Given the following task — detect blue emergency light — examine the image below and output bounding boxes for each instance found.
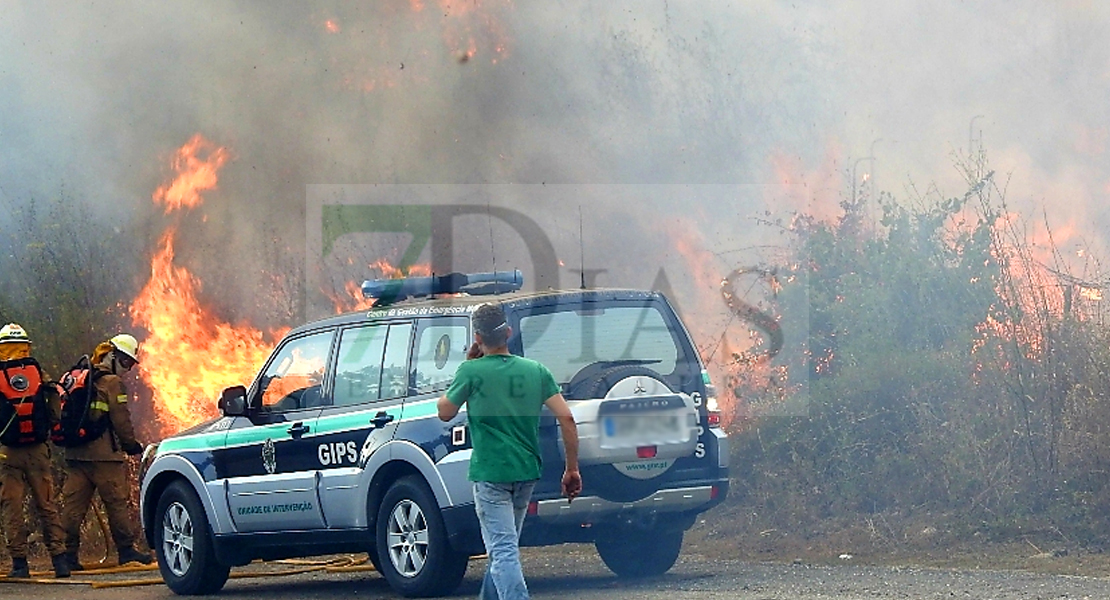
[361,270,524,305]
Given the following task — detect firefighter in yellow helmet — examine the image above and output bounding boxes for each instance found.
[0,323,70,578]
[60,333,152,570]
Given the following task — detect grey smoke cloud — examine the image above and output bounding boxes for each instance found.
[2,0,1109,323]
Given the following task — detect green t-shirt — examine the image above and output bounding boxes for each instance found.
[446,354,561,483]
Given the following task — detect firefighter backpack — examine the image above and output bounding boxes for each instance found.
[51,356,111,448]
[0,357,53,447]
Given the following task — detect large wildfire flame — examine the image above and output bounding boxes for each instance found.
[132,228,282,433]
[134,135,282,437]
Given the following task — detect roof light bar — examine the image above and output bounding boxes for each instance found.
[361,269,524,305]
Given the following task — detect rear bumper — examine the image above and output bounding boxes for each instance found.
[532,482,726,523]
[442,480,729,554]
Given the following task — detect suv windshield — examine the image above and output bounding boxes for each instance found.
[517,303,680,383]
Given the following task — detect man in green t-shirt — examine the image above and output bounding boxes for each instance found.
[439,303,580,600]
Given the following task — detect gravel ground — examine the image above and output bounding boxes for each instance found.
[5,542,1110,600]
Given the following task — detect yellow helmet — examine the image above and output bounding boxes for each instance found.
[109,333,141,363]
[0,323,30,344]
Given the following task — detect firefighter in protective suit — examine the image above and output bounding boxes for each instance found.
[60,334,152,570]
[0,323,70,578]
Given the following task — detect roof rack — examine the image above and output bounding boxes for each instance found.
[362,270,524,306]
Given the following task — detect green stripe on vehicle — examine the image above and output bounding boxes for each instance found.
[312,407,402,436]
[158,432,230,453]
[156,398,445,455]
[223,423,298,447]
[399,398,439,419]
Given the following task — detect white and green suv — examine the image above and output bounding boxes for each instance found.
[139,271,729,597]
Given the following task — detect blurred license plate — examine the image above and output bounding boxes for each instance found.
[601,412,686,447]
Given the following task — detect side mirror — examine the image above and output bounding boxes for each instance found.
[219,385,248,417]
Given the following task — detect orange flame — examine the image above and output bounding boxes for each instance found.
[132,228,285,436]
[151,134,230,214]
[330,280,377,314]
[372,258,431,279]
[327,260,434,313]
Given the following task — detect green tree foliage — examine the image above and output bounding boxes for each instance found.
[0,195,138,375]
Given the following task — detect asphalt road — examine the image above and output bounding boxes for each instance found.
[4,544,1110,600]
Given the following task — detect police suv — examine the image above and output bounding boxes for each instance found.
[139,271,729,597]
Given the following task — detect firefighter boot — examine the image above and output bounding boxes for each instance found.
[118,546,153,565]
[63,552,84,572]
[7,557,30,578]
[51,554,71,578]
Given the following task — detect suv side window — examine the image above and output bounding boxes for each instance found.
[412,318,469,394]
[334,325,388,406]
[332,322,413,406]
[382,323,413,400]
[258,330,333,412]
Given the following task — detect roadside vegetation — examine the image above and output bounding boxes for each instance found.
[721,151,1110,562]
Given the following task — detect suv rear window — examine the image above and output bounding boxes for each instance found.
[517,304,679,383]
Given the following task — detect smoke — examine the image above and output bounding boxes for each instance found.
[3,0,1110,324]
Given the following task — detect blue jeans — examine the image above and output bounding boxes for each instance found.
[473,480,537,600]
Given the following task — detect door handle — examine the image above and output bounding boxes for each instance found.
[287,422,310,438]
[370,411,395,429]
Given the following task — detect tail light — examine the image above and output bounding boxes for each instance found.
[527,501,538,516]
[702,370,722,428]
[705,392,722,428]
[636,445,657,459]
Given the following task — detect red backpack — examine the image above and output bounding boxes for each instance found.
[51,356,111,448]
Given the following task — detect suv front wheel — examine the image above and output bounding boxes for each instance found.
[375,475,469,597]
[155,480,231,595]
[596,527,683,577]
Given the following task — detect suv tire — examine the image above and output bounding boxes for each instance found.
[155,480,230,595]
[375,475,468,597]
[596,527,683,577]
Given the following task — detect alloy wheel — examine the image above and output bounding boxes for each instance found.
[386,499,429,577]
[162,501,194,577]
